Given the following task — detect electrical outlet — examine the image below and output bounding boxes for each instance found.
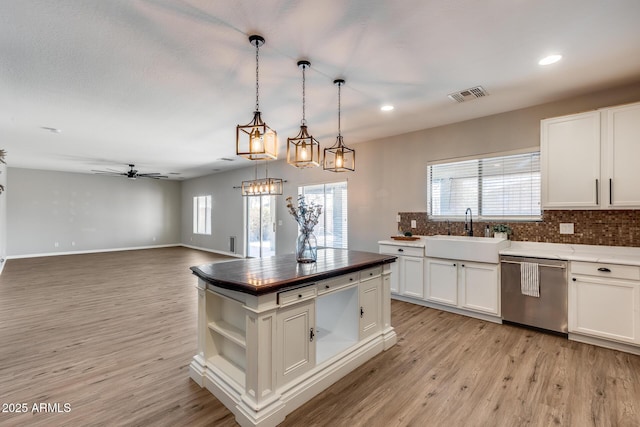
[559,223,574,234]
[396,215,401,222]
[278,220,283,226]
[54,242,59,247]
[71,241,76,246]
[411,220,417,228]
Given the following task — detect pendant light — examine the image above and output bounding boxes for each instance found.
[323,79,355,172]
[241,161,284,196]
[236,35,277,160]
[287,60,320,168]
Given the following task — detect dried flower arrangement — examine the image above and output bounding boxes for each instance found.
[286,195,322,234]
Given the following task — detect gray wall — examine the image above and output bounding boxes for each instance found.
[0,162,6,269]
[182,81,640,255]
[7,168,181,257]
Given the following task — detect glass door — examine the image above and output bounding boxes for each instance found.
[246,195,276,258]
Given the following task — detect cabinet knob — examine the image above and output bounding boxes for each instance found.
[572,278,576,281]
[398,248,404,252]
[325,285,330,289]
[349,277,353,281]
[461,264,465,267]
[298,294,302,298]
[453,263,456,267]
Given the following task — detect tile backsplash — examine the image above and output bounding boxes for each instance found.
[398,210,640,247]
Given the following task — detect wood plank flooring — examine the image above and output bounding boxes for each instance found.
[1,247,639,427]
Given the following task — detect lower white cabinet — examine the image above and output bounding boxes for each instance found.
[276,299,316,387]
[460,262,500,315]
[359,272,382,340]
[569,262,640,345]
[379,244,425,298]
[425,258,458,306]
[426,258,500,316]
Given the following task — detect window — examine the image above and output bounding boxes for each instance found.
[193,195,211,234]
[246,195,276,258]
[299,181,348,249]
[427,151,541,219]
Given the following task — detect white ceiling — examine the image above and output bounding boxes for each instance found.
[2,0,640,179]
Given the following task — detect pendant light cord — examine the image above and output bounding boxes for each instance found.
[337,81,342,137]
[255,40,260,111]
[301,65,306,126]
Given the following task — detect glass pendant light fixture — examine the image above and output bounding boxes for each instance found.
[323,79,355,172]
[236,35,277,160]
[241,161,284,196]
[287,60,320,168]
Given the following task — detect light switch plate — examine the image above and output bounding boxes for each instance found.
[559,223,574,234]
[411,220,417,228]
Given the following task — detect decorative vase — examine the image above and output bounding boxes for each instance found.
[296,231,317,263]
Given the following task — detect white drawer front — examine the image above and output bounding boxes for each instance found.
[360,266,382,281]
[571,261,640,281]
[379,244,424,257]
[278,285,317,307]
[317,273,358,295]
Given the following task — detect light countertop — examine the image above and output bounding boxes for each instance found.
[378,236,640,266]
[500,241,640,266]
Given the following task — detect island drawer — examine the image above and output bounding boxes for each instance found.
[571,261,640,281]
[360,266,382,281]
[379,244,424,257]
[317,273,358,295]
[278,285,317,307]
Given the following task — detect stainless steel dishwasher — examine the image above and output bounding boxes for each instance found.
[500,255,568,334]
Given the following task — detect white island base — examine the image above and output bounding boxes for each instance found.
[189,255,397,427]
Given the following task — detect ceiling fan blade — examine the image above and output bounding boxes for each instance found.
[138,174,169,179]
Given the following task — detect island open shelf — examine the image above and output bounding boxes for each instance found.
[189,249,397,427]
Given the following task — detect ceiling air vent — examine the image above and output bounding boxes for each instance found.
[448,86,488,103]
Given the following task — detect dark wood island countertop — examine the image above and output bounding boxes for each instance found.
[191,248,397,296]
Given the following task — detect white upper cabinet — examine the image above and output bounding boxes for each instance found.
[541,111,601,209]
[541,101,640,210]
[605,102,640,207]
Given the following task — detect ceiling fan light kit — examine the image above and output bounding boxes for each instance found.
[287,60,320,168]
[236,35,278,161]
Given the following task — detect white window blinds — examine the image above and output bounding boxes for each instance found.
[299,181,348,249]
[428,152,541,219]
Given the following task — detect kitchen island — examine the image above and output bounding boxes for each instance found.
[189,249,397,427]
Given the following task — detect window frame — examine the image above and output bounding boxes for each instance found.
[298,180,348,249]
[192,195,212,235]
[427,149,541,221]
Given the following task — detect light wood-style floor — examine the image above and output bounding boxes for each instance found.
[1,247,639,427]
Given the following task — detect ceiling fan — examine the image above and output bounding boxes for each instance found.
[91,164,168,180]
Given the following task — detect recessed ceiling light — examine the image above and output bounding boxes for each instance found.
[538,54,562,66]
[380,105,394,112]
[41,126,61,133]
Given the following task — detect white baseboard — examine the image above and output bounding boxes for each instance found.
[180,244,245,259]
[6,243,181,260]
[2,243,244,267]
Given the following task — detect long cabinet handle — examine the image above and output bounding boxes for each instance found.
[595,179,599,205]
[597,267,611,273]
[609,178,613,205]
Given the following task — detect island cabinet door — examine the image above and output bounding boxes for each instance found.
[276,300,316,388]
[359,275,382,340]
